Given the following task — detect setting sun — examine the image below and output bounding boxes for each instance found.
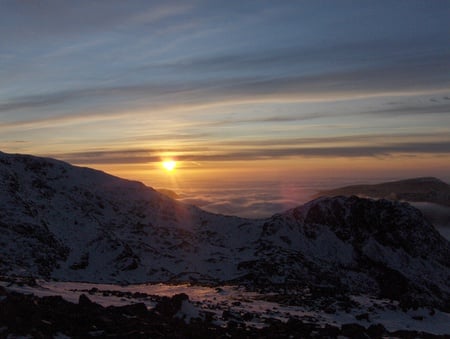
[162,160,176,172]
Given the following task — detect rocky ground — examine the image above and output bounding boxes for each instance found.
[1,280,449,339]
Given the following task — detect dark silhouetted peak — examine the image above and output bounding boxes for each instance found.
[315,177,450,207]
[157,188,180,199]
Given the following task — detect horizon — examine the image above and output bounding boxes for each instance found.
[1,1,449,195]
[2,148,449,220]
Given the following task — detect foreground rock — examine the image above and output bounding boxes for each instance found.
[1,286,447,338]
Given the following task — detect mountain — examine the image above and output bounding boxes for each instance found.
[314,177,450,241]
[0,151,256,284]
[1,151,450,311]
[254,196,450,310]
[315,177,450,207]
[157,188,180,199]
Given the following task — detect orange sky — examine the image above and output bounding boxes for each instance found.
[89,154,450,191]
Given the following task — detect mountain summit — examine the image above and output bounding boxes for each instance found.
[315,177,450,207]
[1,151,449,310]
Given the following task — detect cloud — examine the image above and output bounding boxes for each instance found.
[1,4,448,123]
[2,59,449,118]
[216,132,450,147]
[0,83,182,114]
[156,36,447,73]
[0,89,93,113]
[1,1,448,119]
[0,111,124,130]
[364,101,450,116]
[176,185,311,218]
[0,1,191,40]
[203,142,450,160]
[54,137,450,165]
[129,3,193,25]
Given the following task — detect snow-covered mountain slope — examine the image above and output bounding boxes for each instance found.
[1,151,450,310]
[251,196,450,310]
[0,151,259,283]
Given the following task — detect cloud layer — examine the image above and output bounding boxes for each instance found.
[53,131,450,165]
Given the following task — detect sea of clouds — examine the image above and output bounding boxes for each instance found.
[164,180,450,241]
[177,181,315,219]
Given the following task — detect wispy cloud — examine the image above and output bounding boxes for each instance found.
[55,136,450,165]
[2,63,449,117]
[364,101,450,116]
[0,1,191,39]
[0,111,124,130]
[129,3,193,25]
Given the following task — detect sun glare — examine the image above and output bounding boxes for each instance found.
[162,160,176,171]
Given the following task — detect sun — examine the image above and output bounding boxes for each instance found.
[162,160,176,171]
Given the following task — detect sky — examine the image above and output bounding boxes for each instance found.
[1,0,450,216]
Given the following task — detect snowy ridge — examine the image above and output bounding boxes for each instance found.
[252,196,450,310]
[0,151,257,283]
[1,151,450,311]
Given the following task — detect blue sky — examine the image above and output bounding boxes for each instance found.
[1,0,449,186]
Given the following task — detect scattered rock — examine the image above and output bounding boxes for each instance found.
[153,293,189,317]
[367,323,387,338]
[355,312,370,321]
[412,315,424,321]
[0,288,447,338]
[341,323,367,337]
